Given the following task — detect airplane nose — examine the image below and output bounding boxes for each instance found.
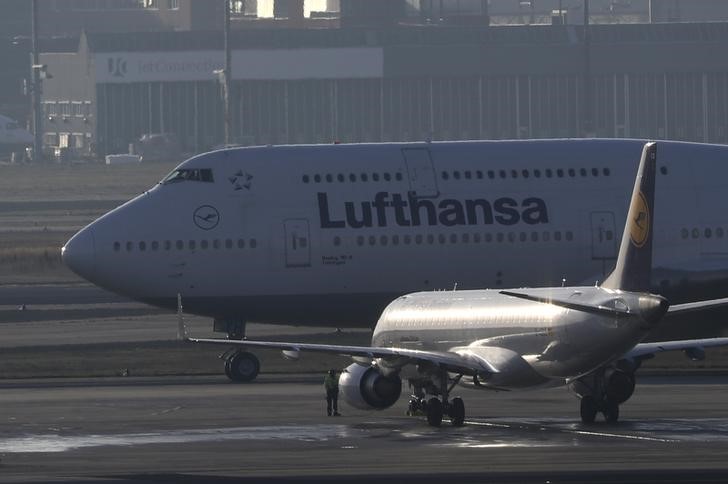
[62,227,96,281]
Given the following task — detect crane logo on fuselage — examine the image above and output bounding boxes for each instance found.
[317,192,549,229]
[193,205,220,230]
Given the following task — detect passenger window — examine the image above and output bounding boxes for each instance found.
[201,240,209,249]
[164,240,172,250]
[427,234,435,244]
[441,171,449,180]
[225,239,233,249]
[554,231,562,241]
[464,171,472,180]
[126,242,133,252]
[334,236,342,246]
[176,240,184,250]
[392,235,399,245]
[546,169,553,178]
[303,175,310,183]
[692,228,699,239]
[250,239,257,249]
[531,232,538,242]
[152,241,159,251]
[568,169,576,177]
[372,173,380,182]
[361,173,368,182]
[499,170,506,179]
[415,234,423,245]
[476,170,483,179]
[717,228,725,238]
[380,235,388,246]
[349,174,356,182]
[474,233,481,243]
[453,171,461,180]
[680,228,689,239]
[603,168,610,176]
[496,233,504,243]
[139,241,146,251]
[449,234,457,244]
[395,173,403,181]
[557,169,564,178]
[213,239,220,249]
[522,169,529,178]
[534,169,541,178]
[325,174,333,183]
[113,242,120,252]
[237,239,245,248]
[314,174,322,183]
[356,236,364,246]
[368,236,376,246]
[660,166,668,175]
[188,240,196,250]
[705,228,712,239]
[488,170,495,179]
[511,170,518,179]
[384,173,391,181]
[337,174,345,182]
[438,234,446,244]
[403,234,411,245]
[592,168,599,176]
[566,231,573,241]
[508,232,516,243]
[543,231,550,242]
[462,233,470,243]
[580,168,587,177]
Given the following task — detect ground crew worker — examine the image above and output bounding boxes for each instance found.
[324,369,341,416]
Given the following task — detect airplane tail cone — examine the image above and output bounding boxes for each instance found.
[601,142,657,293]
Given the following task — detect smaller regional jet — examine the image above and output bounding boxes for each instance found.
[181,142,728,426]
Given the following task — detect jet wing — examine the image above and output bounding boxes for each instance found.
[185,336,497,376]
[626,337,728,360]
[667,297,728,314]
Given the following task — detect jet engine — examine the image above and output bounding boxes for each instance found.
[604,368,636,404]
[339,363,402,410]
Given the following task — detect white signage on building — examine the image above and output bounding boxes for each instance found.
[96,48,383,84]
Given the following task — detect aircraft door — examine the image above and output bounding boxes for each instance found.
[284,219,311,268]
[402,148,439,198]
[590,211,617,261]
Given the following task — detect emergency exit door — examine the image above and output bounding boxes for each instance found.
[284,219,311,268]
[402,148,439,198]
[591,211,617,260]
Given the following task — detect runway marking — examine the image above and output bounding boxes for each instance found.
[466,419,678,443]
[0,425,356,454]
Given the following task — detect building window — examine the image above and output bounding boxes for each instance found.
[167,0,179,9]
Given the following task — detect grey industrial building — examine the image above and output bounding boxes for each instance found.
[38,22,728,159]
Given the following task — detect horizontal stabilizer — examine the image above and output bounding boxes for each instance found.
[500,290,634,317]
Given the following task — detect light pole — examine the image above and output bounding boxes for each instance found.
[31,0,43,161]
[223,0,232,147]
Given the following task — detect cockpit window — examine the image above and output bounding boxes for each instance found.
[162,168,214,184]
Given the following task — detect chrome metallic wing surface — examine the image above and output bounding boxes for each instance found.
[185,336,499,376]
[627,337,728,360]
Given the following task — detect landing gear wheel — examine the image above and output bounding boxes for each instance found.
[407,398,421,416]
[426,397,443,427]
[226,351,260,383]
[449,397,465,426]
[580,396,598,424]
[603,401,620,423]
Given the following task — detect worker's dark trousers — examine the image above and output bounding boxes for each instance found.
[326,390,339,415]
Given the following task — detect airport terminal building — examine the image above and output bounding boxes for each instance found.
[40,23,728,158]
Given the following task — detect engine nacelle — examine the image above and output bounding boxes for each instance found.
[339,363,402,410]
[605,369,636,404]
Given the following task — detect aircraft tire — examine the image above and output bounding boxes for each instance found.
[450,397,465,426]
[226,351,260,383]
[580,396,598,424]
[603,401,620,423]
[426,397,443,427]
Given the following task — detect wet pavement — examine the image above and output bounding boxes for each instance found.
[1,375,728,482]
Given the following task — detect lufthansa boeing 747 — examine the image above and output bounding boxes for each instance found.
[62,138,728,381]
[181,143,728,426]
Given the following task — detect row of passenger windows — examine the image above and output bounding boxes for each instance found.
[113,238,258,252]
[302,172,404,184]
[681,227,727,239]
[441,167,614,181]
[332,230,575,247]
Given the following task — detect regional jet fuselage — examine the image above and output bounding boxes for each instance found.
[63,138,728,330]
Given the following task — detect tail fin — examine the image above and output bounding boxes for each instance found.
[601,142,657,293]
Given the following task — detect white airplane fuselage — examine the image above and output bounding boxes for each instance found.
[63,138,728,327]
[372,287,662,390]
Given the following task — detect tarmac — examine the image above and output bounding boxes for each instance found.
[1,375,728,483]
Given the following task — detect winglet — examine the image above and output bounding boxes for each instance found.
[601,142,657,293]
[176,293,188,341]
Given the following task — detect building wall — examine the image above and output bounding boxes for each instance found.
[40,25,728,158]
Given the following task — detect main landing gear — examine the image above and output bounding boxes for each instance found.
[223,350,260,382]
[573,365,636,424]
[214,319,260,383]
[407,373,466,427]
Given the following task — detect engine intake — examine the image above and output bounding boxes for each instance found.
[339,363,402,410]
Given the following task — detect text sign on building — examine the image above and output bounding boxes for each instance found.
[96,48,383,83]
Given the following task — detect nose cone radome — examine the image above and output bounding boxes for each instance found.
[62,227,96,282]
